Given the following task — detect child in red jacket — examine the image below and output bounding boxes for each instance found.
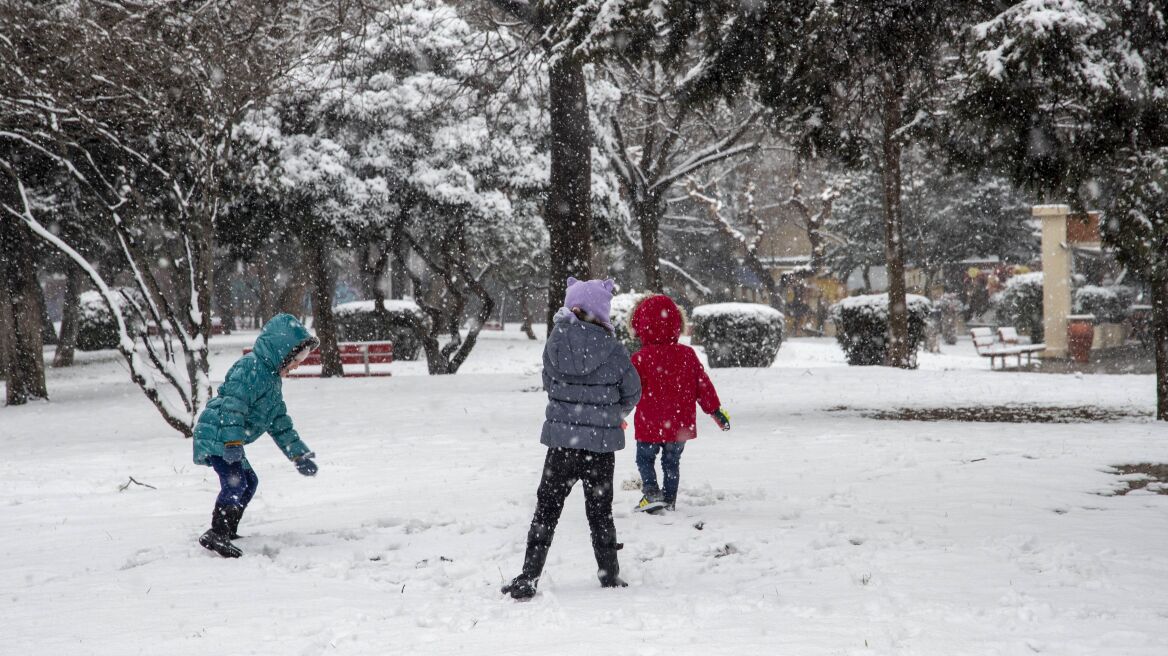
[629,294,730,512]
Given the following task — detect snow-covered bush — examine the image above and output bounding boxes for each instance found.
[831,294,932,367]
[333,300,429,361]
[1073,285,1134,324]
[691,303,784,368]
[991,272,1044,341]
[76,290,144,351]
[611,292,650,353]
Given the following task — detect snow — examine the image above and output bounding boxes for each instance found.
[692,302,785,320]
[333,299,424,316]
[3,330,1168,655]
[833,293,933,317]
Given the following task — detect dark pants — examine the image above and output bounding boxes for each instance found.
[636,441,685,503]
[528,447,617,552]
[209,456,259,509]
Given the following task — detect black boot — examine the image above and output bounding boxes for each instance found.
[226,505,245,540]
[199,504,243,558]
[594,541,627,588]
[501,540,550,600]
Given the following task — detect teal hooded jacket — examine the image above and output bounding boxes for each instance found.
[192,314,318,468]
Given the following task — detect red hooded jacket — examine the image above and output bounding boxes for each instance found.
[630,295,721,443]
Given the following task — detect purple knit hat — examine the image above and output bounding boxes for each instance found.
[563,277,615,332]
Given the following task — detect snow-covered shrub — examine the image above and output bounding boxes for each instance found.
[830,293,932,366]
[691,303,784,368]
[333,300,429,361]
[611,292,650,353]
[76,290,144,351]
[991,272,1044,340]
[1073,285,1134,324]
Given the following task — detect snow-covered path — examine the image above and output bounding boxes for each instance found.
[2,331,1166,655]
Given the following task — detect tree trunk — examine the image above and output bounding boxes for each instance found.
[0,219,49,404]
[635,197,664,292]
[214,260,237,334]
[519,282,537,340]
[1154,277,1168,421]
[881,73,912,369]
[37,278,58,346]
[544,56,593,328]
[390,238,410,300]
[275,256,309,318]
[53,262,84,368]
[307,236,344,377]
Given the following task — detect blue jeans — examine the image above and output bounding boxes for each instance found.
[636,442,685,503]
[209,456,259,509]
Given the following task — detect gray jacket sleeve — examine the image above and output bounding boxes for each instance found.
[616,348,642,417]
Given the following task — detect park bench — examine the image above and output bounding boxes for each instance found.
[243,341,393,377]
[970,327,1045,370]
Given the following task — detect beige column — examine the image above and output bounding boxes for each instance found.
[1034,204,1071,358]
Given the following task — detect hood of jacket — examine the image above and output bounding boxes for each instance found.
[252,313,317,373]
[631,295,683,346]
[546,306,615,376]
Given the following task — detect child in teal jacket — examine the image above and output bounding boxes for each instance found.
[193,313,320,558]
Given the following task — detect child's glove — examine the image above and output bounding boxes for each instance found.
[710,408,731,431]
[294,453,318,477]
[223,442,244,463]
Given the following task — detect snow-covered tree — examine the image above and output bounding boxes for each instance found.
[0,1,357,429]
[683,0,990,367]
[958,0,1168,419]
[830,157,1035,290]
[597,23,761,295]
[242,0,555,374]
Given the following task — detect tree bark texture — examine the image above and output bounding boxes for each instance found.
[881,73,912,368]
[0,219,49,404]
[544,57,593,328]
[36,278,57,345]
[308,237,344,377]
[635,197,663,292]
[52,262,84,367]
[1154,277,1168,421]
[213,260,237,334]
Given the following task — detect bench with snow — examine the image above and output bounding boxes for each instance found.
[242,341,393,377]
[970,327,1045,370]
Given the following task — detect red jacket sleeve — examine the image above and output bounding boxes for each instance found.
[690,347,721,414]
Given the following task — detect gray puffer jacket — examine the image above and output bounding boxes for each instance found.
[540,308,642,452]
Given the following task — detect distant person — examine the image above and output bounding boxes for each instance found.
[502,277,642,600]
[192,313,321,558]
[629,294,730,513]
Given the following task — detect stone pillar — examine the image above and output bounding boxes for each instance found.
[1034,204,1071,358]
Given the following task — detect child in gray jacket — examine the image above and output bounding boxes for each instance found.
[502,277,642,600]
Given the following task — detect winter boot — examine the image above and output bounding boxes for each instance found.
[501,540,551,600]
[226,505,245,540]
[199,504,243,558]
[593,542,627,588]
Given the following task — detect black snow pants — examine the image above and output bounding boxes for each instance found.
[530,446,617,545]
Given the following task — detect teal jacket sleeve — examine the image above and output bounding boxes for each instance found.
[269,398,312,460]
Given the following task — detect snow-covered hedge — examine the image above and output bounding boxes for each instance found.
[611,292,650,353]
[691,303,784,368]
[991,272,1044,341]
[830,293,932,367]
[77,289,144,351]
[333,299,429,361]
[1073,285,1134,324]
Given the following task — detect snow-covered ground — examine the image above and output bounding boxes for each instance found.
[3,329,1167,655]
